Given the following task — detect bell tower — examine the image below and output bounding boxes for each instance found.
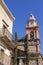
[26,14,39,40]
[26,14,40,53]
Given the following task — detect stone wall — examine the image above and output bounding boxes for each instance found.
[0,49,11,65]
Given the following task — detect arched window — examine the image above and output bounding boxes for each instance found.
[30,31,34,40]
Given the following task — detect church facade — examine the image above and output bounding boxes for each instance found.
[17,14,43,65]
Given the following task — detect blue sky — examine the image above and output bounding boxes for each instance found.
[4,0,43,54]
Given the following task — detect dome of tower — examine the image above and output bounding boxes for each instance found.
[26,14,38,28]
[29,14,36,20]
